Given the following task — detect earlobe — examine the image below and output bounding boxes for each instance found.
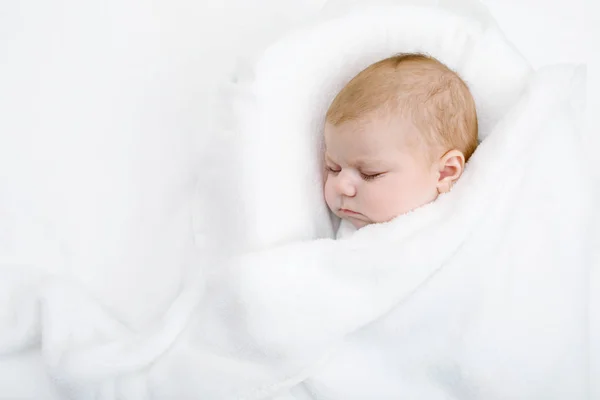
[437,181,453,194]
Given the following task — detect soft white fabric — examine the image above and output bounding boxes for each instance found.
[150,2,590,399]
[0,0,200,353]
[151,2,590,399]
[0,350,62,400]
[0,0,592,399]
[0,0,325,398]
[152,62,591,400]
[0,0,325,338]
[479,0,586,68]
[334,219,357,239]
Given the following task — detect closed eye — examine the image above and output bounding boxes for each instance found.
[360,172,384,181]
[326,165,341,174]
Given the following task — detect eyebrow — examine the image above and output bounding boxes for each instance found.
[325,155,386,170]
[353,159,384,169]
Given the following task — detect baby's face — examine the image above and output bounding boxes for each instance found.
[324,114,439,229]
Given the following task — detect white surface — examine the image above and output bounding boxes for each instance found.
[480,0,585,68]
[0,1,324,398]
[321,0,585,68]
[0,351,62,400]
[155,2,590,398]
[0,0,587,399]
[156,59,590,398]
[0,0,326,333]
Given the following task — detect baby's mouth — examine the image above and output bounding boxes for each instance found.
[338,209,372,226]
[339,208,360,216]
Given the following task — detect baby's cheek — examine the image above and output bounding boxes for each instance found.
[323,180,335,210]
[367,183,404,221]
[361,186,389,220]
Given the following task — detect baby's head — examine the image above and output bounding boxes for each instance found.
[323,53,478,229]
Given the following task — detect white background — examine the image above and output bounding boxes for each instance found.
[480,0,586,68]
[0,0,591,399]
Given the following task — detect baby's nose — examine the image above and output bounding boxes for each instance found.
[336,173,356,197]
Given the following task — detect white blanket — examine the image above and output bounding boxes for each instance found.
[148,63,592,400]
[0,1,594,399]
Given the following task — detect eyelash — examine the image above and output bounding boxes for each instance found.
[361,173,381,181]
[327,166,382,181]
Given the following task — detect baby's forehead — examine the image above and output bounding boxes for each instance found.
[325,111,420,142]
[324,112,435,164]
[326,109,391,132]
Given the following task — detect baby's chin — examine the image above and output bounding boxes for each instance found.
[346,217,371,230]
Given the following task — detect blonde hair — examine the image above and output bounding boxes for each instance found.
[326,53,478,160]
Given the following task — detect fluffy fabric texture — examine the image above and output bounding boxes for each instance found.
[161,2,590,399]
[0,0,593,399]
[0,0,325,398]
[151,63,591,400]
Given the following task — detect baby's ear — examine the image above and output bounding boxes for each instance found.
[436,149,465,194]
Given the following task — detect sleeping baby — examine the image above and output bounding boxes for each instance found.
[323,53,478,237]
